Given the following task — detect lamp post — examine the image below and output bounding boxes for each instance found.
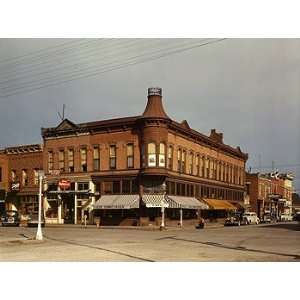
[36,170,45,241]
[160,182,167,229]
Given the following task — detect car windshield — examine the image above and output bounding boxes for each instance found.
[6,211,17,217]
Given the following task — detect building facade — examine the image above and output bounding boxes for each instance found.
[1,144,43,215]
[41,87,248,225]
[246,172,294,219]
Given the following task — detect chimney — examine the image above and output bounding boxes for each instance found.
[142,87,169,119]
[210,129,223,143]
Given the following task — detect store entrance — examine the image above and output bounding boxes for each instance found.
[61,193,75,224]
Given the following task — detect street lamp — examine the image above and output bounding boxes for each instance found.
[160,182,167,229]
[36,170,45,241]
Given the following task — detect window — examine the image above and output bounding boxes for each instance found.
[196,155,200,176]
[167,145,173,170]
[48,151,53,173]
[189,152,193,175]
[22,169,28,186]
[205,157,209,178]
[80,148,87,172]
[11,170,17,182]
[127,144,134,168]
[109,145,117,169]
[68,149,74,172]
[182,150,186,173]
[93,147,100,171]
[159,143,166,167]
[201,156,205,177]
[177,149,181,172]
[78,182,89,199]
[33,169,39,185]
[147,143,156,167]
[58,150,65,172]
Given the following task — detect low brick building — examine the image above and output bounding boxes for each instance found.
[41,87,248,226]
[1,144,43,215]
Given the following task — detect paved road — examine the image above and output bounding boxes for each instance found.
[0,222,299,261]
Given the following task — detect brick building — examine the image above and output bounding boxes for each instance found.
[0,144,43,215]
[41,87,248,226]
[246,172,294,220]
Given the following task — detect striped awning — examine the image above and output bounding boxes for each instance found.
[93,194,139,209]
[142,194,169,208]
[166,196,209,209]
[202,198,237,210]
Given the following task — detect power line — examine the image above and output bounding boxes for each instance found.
[0,38,226,97]
[0,38,169,85]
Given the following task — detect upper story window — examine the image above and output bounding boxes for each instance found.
[33,169,39,185]
[22,169,28,186]
[127,144,134,169]
[195,154,200,176]
[11,170,17,182]
[68,149,74,172]
[80,148,87,172]
[182,150,186,173]
[109,145,117,169]
[200,156,205,177]
[93,146,100,171]
[147,143,156,167]
[159,143,166,167]
[177,149,181,172]
[48,151,54,173]
[205,157,209,178]
[58,150,65,172]
[167,145,173,170]
[189,152,193,175]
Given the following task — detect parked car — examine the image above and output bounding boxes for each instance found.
[1,210,20,226]
[261,212,272,223]
[242,212,260,225]
[27,212,45,227]
[224,212,243,226]
[280,214,293,222]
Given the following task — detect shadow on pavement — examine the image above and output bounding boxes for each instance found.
[260,223,300,231]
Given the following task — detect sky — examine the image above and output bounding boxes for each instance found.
[0,38,299,190]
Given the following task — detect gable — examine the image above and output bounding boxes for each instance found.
[55,119,78,131]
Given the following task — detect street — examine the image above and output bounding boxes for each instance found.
[0,222,299,262]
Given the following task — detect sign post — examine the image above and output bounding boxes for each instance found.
[36,170,45,241]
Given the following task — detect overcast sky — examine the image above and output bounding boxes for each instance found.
[0,39,299,190]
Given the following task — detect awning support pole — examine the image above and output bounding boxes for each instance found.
[180,208,183,227]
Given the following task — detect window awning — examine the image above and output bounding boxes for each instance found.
[231,201,249,210]
[142,194,169,208]
[202,198,237,210]
[166,196,209,209]
[93,194,139,209]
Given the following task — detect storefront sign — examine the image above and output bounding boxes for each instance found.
[11,182,20,191]
[58,179,71,190]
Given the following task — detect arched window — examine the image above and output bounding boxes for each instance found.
[147,143,156,167]
[159,143,166,167]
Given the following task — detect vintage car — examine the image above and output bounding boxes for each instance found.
[27,212,45,227]
[1,210,20,226]
[224,212,243,226]
[242,212,260,225]
[280,214,293,222]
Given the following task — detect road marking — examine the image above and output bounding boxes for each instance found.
[166,237,300,260]
[43,235,155,262]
